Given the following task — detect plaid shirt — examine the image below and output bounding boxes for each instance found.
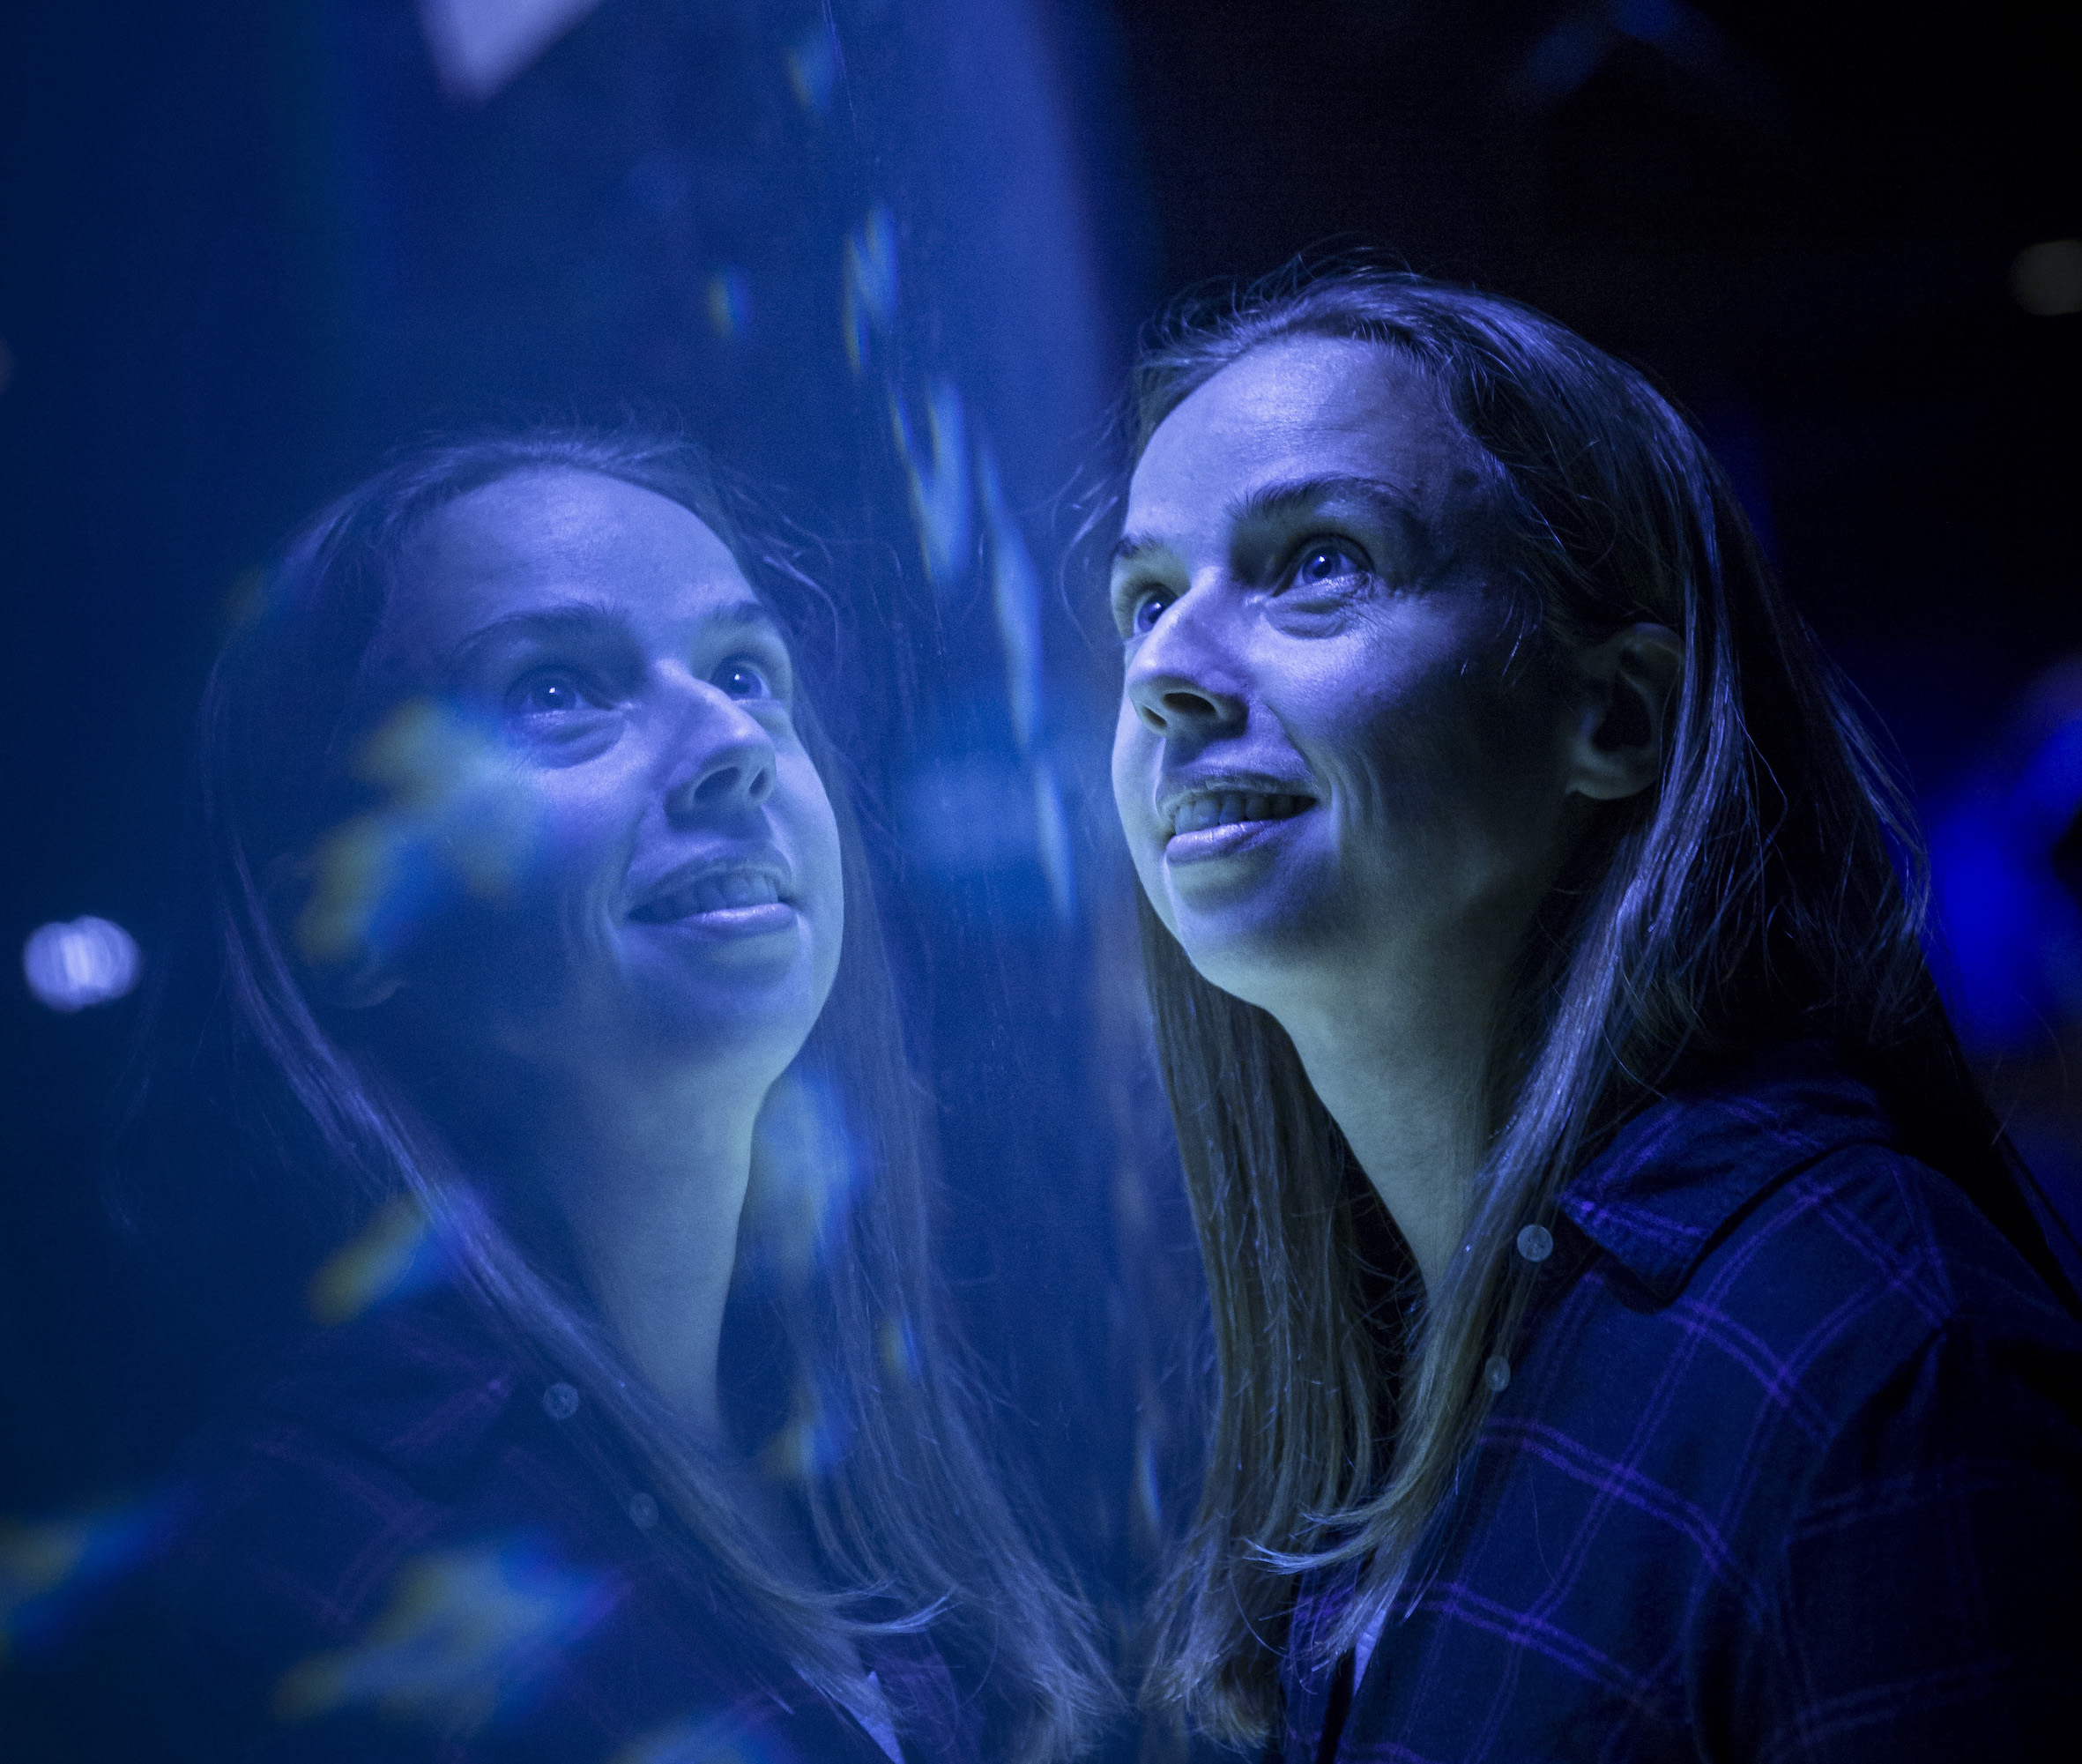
[15,1286,978,1763]
[1282,1043,2082,1763]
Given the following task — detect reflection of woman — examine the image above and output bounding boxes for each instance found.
[1109,274,2082,1760]
[37,434,1109,1761]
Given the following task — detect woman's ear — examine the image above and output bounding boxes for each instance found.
[261,853,403,1010]
[1564,622,1684,802]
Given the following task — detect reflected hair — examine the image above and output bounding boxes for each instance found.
[1127,269,2066,1745]
[116,429,1112,1762]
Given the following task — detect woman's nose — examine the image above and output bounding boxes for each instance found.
[663,688,777,821]
[1123,596,1248,738]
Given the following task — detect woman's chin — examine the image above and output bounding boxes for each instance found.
[621,904,837,1004]
[622,927,830,1050]
[1169,919,1305,1006]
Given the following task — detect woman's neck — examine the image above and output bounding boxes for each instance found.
[475,1065,764,1438]
[1273,948,1506,1295]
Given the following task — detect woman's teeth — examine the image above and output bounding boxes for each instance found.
[636,872,782,921]
[1171,793,1311,836]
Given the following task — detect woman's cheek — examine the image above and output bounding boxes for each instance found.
[797,781,846,989]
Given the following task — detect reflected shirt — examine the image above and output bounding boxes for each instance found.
[15,1284,977,1763]
[1282,1043,2082,1762]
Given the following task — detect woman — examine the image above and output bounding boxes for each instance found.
[26,432,1110,1761]
[1109,272,2082,1760]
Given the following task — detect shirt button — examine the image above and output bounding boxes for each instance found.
[1483,1355,1512,1392]
[542,1381,580,1420]
[1515,1223,1554,1263]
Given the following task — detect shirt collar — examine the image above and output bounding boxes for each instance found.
[1558,1041,1895,1304]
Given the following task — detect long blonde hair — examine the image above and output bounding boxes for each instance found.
[1129,271,2057,1745]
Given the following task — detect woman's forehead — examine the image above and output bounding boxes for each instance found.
[1127,336,1480,541]
[385,468,757,655]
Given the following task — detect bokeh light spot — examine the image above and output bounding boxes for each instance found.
[785,24,838,116]
[615,1709,772,1764]
[741,1072,860,1285]
[841,205,898,373]
[2012,239,2082,317]
[705,268,751,341]
[274,1538,610,1727]
[309,1196,446,1326]
[296,697,539,967]
[760,1376,851,1484]
[2,1493,184,1662]
[890,379,971,587]
[417,0,605,104]
[22,916,141,1013]
[878,1314,918,1384]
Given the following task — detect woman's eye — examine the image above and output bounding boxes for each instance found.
[711,658,773,700]
[509,669,596,715]
[1291,541,1371,587]
[1127,589,1173,636]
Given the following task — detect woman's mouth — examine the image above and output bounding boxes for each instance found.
[1168,791,1313,837]
[628,867,794,934]
[1163,789,1316,864]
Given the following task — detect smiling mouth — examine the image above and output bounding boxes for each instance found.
[1167,791,1315,839]
[628,869,786,924]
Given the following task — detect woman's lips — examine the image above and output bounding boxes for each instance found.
[1160,788,1314,864]
[1163,793,1316,864]
[1168,790,1312,836]
[628,868,795,934]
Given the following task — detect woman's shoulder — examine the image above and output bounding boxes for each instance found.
[140,1283,534,1616]
[19,1291,963,1764]
[1558,1040,2081,1366]
[1440,1046,2082,1753]
[1527,1041,2082,1534]
[16,1290,608,1753]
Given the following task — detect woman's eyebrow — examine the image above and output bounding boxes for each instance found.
[1112,474,1430,570]
[442,600,638,675]
[1226,473,1424,533]
[442,595,784,676]
[703,595,787,640]
[1112,531,1173,569]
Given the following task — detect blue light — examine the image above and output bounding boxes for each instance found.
[273,1537,612,1728]
[704,268,752,342]
[21,916,140,1013]
[785,23,840,117]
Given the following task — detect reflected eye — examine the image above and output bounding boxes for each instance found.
[509,668,597,716]
[1291,541,1370,587]
[712,657,773,700]
[1126,588,1173,636]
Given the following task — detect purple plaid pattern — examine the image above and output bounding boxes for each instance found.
[1282,1044,2082,1763]
[14,1288,979,1763]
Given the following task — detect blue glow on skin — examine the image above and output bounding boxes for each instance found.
[331,469,845,1437]
[1110,334,1677,1290]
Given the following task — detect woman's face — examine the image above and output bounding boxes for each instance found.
[349,468,843,1092]
[1109,336,1580,1023]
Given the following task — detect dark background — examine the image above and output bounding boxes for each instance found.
[4,0,2077,1734]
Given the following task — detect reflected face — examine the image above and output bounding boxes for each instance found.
[1109,338,1575,1018]
[360,468,843,1086]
